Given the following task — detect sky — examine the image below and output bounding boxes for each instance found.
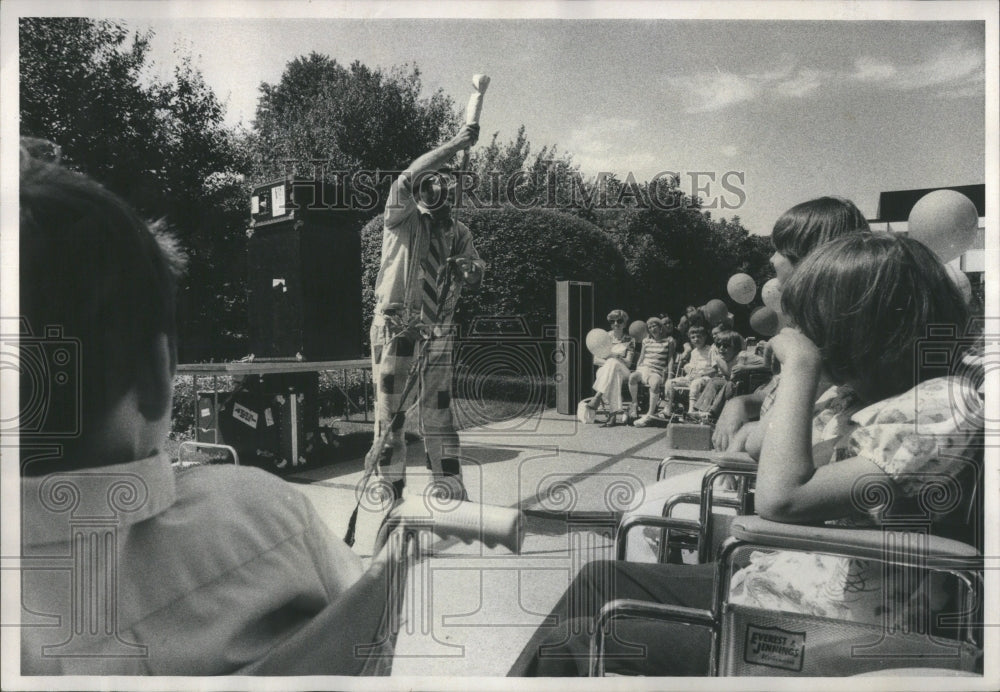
[135,11,988,235]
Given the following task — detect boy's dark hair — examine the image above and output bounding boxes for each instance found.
[771,196,870,266]
[687,325,708,339]
[781,232,969,402]
[713,330,744,352]
[19,146,186,460]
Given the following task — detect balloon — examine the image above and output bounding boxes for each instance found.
[945,264,973,305]
[749,306,780,337]
[761,278,783,312]
[628,320,648,342]
[703,299,728,326]
[585,328,613,359]
[726,273,756,305]
[907,189,979,264]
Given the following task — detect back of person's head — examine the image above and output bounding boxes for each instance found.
[20,143,185,472]
[682,308,708,331]
[781,232,969,402]
[771,196,870,266]
[713,329,744,353]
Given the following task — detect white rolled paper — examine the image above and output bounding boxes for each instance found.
[465,74,490,125]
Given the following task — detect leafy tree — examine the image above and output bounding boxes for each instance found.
[252,54,459,182]
[19,18,165,212]
[20,17,252,360]
[360,207,630,345]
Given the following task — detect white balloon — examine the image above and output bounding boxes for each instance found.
[727,273,756,305]
[585,328,613,359]
[907,190,979,264]
[761,278,783,312]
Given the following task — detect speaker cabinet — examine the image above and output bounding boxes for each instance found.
[214,373,320,473]
[247,218,362,361]
[555,281,595,415]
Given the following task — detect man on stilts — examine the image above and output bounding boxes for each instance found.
[367,123,484,509]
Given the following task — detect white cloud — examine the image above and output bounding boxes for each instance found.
[562,117,658,175]
[667,71,757,113]
[668,60,824,113]
[667,42,983,114]
[851,43,984,91]
[775,69,824,98]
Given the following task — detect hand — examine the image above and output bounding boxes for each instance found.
[767,327,822,374]
[450,256,482,284]
[712,397,751,450]
[727,424,754,454]
[452,123,480,149]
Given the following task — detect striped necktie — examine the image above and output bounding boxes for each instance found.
[420,214,443,322]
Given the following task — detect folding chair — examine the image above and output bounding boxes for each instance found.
[240,499,523,675]
[592,515,983,677]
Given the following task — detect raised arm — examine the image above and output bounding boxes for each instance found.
[385,124,480,228]
[755,329,882,523]
[406,124,479,181]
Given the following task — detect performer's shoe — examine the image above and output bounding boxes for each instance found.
[429,475,469,503]
[633,414,652,428]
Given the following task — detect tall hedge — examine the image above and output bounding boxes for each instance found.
[360,206,631,341]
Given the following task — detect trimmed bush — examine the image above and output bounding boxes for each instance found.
[360,205,631,339]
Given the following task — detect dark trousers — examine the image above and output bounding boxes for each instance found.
[508,560,716,676]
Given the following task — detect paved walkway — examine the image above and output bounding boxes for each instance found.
[285,409,704,676]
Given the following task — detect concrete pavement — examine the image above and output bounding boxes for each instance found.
[285,409,703,676]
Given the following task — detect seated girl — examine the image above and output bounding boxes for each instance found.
[690,329,745,419]
[662,325,716,416]
[712,195,870,451]
[629,317,676,426]
[585,309,636,425]
[508,232,982,676]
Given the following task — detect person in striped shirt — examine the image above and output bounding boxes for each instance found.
[629,317,676,426]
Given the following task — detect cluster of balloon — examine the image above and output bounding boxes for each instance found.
[628,320,648,341]
[761,278,782,312]
[907,190,979,264]
[702,299,729,326]
[585,328,612,359]
[726,273,757,305]
[945,264,973,305]
[749,306,779,337]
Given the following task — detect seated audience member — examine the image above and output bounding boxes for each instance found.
[691,329,745,418]
[676,305,707,340]
[712,195,870,451]
[657,314,679,376]
[509,232,982,676]
[19,145,364,675]
[662,325,716,416]
[629,317,676,426]
[585,309,635,426]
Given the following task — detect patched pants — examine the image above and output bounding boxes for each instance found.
[370,321,464,498]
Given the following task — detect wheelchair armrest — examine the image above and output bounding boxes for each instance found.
[726,515,980,570]
[710,455,758,474]
[615,515,701,560]
[589,599,716,676]
[658,451,756,480]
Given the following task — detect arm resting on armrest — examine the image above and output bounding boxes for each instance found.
[726,515,980,570]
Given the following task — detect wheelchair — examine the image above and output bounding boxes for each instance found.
[596,450,984,677]
[240,498,524,675]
